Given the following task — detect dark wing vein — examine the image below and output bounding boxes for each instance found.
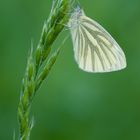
[80,26,105,70]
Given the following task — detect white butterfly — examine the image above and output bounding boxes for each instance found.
[68,6,127,73]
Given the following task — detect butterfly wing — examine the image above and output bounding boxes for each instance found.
[70,13,127,73]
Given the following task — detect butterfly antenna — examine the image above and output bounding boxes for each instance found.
[70,0,82,11]
[69,0,76,11]
[70,0,76,6]
[75,0,81,7]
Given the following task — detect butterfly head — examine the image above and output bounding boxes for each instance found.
[68,6,85,28]
[74,6,82,13]
[71,6,85,20]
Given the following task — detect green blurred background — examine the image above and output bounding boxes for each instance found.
[0,0,140,139]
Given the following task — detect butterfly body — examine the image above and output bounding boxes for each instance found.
[69,7,127,73]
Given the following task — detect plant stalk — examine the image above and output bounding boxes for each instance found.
[18,0,71,139]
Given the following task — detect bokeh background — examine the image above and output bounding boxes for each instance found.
[0,0,140,139]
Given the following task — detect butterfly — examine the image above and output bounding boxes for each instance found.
[68,6,127,73]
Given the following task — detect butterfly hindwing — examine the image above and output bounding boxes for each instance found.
[69,8,126,73]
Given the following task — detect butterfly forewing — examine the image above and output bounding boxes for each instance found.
[69,8,126,73]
